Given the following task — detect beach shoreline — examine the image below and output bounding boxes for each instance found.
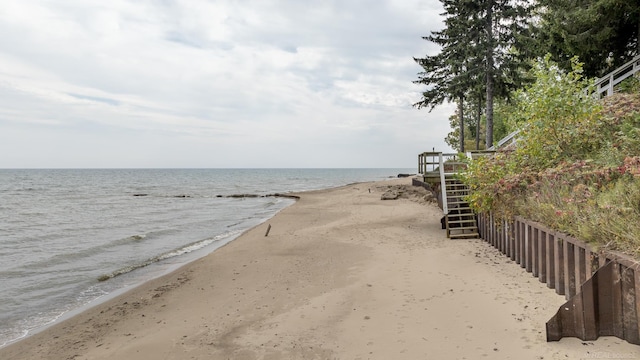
[2,177,639,359]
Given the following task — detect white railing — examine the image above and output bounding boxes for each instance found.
[594,54,640,98]
[487,130,520,151]
[439,154,448,215]
[489,55,640,150]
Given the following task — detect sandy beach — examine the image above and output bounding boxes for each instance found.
[2,177,639,360]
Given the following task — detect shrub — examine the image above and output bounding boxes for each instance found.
[462,55,640,257]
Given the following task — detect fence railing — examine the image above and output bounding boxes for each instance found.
[488,54,640,151]
[476,213,640,345]
[595,54,640,98]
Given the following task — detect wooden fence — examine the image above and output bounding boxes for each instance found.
[477,213,640,345]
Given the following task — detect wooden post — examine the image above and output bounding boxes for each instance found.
[538,230,547,283]
[547,232,555,289]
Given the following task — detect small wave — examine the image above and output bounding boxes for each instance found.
[129,234,146,242]
[97,230,241,282]
[110,234,148,246]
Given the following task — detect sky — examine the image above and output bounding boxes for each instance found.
[0,0,455,169]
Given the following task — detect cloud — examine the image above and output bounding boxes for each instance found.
[0,0,454,168]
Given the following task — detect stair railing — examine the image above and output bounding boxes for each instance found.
[489,54,640,151]
[439,153,448,216]
[594,54,640,98]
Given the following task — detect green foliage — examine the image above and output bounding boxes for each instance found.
[415,0,535,149]
[617,73,640,94]
[462,152,520,218]
[445,99,488,151]
[462,55,640,257]
[536,0,640,78]
[510,56,601,170]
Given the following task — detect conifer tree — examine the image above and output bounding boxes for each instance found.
[414,0,482,153]
[479,0,533,147]
[415,0,533,149]
[537,0,640,78]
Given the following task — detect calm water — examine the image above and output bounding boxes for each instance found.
[0,168,412,347]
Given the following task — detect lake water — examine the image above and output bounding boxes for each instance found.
[0,168,413,347]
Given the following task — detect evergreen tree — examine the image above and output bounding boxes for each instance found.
[414,0,484,153]
[415,0,533,150]
[479,0,534,147]
[537,0,640,78]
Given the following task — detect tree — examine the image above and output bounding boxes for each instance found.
[415,0,534,150]
[414,0,485,153]
[445,100,488,151]
[479,0,534,147]
[536,0,640,78]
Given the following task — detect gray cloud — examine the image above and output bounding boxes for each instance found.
[0,0,453,168]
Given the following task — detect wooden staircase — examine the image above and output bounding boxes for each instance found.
[418,151,480,239]
[444,175,479,239]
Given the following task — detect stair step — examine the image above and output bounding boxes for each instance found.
[447,215,476,220]
[456,225,478,229]
[448,220,477,225]
[450,233,480,239]
[448,211,475,215]
[447,209,475,214]
[448,216,475,221]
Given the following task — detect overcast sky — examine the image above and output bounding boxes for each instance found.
[0,0,454,169]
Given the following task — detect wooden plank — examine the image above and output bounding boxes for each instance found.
[547,232,555,289]
[546,311,562,342]
[582,270,599,340]
[555,236,565,296]
[487,214,493,246]
[502,220,507,256]
[497,221,503,252]
[573,290,586,339]
[612,262,624,338]
[502,220,511,257]
[526,223,533,273]
[515,219,522,265]
[510,221,516,261]
[621,266,640,344]
[576,245,586,287]
[482,213,488,242]
[598,261,615,336]
[599,253,608,268]
[502,220,508,256]
[532,227,539,277]
[547,295,581,340]
[634,269,640,344]
[564,240,576,300]
[502,221,507,254]
[485,214,490,242]
[539,230,547,283]
[588,252,600,277]
[498,223,506,254]
[492,213,497,245]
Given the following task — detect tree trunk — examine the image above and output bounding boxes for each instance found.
[476,94,481,150]
[485,1,494,148]
[458,95,465,153]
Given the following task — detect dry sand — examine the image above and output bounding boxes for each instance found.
[2,177,639,360]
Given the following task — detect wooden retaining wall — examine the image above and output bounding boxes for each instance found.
[476,213,640,345]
